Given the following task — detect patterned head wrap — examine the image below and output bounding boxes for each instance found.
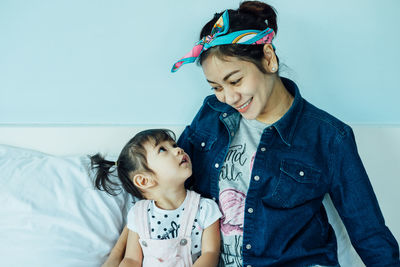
[171,10,275,72]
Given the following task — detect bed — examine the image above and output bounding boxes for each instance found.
[1,125,399,266]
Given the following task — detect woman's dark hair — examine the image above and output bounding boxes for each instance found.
[90,129,176,199]
[199,1,278,73]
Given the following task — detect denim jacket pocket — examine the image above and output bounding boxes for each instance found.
[188,130,217,152]
[264,160,322,208]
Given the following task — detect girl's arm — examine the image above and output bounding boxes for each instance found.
[102,226,129,267]
[118,230,143,267]
[193,220,220,267]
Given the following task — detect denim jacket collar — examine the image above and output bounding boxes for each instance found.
[206,77,304,147]
[273,77,304,147]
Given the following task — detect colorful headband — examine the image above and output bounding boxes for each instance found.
[171,10,275,73]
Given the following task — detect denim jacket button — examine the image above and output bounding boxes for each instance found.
[247,265,252,267]
[248,208,254,213]
[222,112,227,117]
[215,163,219,168]
[201,142,206,147]
[261,147,266,152]
[299,171,305,176]
[254,176,260,181]
[246,244,252,250]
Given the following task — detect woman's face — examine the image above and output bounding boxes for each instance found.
[202,54,277,121]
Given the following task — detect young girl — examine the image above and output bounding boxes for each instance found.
[91,129,221,267]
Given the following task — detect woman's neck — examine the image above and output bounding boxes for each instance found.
[256,77,294,124]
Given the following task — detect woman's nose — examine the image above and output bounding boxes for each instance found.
[224,87,240,106]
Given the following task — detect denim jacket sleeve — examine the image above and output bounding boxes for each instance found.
[329,125,400,266]
[178,96,215,192]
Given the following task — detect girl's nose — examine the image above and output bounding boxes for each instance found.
[175,147,184,155]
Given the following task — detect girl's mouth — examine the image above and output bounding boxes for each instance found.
[237,97,253,113]
[180,155,189,165]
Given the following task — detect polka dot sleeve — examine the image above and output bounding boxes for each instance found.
[198,197,222,230]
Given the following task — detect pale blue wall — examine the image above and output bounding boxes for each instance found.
[1,0,399,125]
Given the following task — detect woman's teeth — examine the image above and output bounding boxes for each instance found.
[238,98,252,110]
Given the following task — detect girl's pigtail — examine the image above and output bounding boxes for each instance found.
[90,153,121,196]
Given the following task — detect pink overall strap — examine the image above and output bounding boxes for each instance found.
[178,190,201,237]
[133,200,152,239]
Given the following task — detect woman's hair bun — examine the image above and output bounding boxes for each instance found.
[239,1,278,33]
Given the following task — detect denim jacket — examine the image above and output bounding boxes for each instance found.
[178,78,400,267]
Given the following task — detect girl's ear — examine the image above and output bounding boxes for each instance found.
[262,43,278,73]
[133,173,156,190]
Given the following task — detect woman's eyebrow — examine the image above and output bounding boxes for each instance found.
[207,70,241,84]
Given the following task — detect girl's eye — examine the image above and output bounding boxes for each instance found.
[159,146,166,153]
[172,143,178,148]
[230,78,242,85]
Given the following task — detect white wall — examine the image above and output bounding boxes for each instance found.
[1,0,399,125]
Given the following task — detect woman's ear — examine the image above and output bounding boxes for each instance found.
[133,173,156,190]
[262,43,278,73]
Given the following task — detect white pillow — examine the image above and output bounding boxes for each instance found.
[0,144,134,267]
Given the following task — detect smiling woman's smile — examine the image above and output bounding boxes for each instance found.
[236,97,253,113]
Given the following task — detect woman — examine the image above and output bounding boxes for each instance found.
[105,1,400,266]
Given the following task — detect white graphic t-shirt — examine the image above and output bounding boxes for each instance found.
[127,192,222,262]
[218,118,268,267]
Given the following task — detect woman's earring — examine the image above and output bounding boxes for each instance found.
[271,65,277,72]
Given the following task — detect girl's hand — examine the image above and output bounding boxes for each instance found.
[118,230,143,267]
[193,220,221,267]
[101,226,129,267]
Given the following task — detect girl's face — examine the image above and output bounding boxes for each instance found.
[144,140,192,188]
[202,54,276,121]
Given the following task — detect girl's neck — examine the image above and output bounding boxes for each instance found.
[151,186,187,210]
